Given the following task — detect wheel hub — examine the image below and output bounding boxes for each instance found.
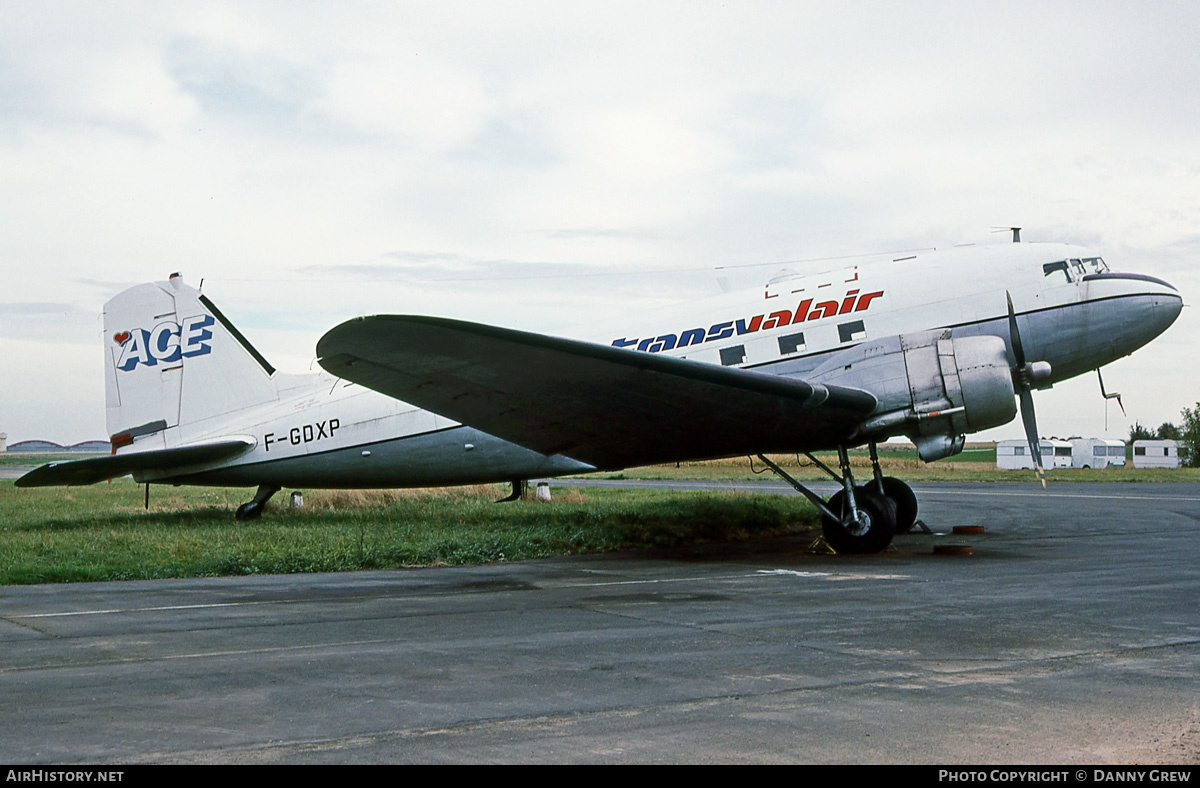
[846,510,872,537]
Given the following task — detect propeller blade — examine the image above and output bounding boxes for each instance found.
[1019,388,1046,489]
[1009,291,1046,487]
[1006,291,1026,368]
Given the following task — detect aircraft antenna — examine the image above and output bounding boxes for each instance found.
[991,226,1022,243]
[1096,368,1125,431]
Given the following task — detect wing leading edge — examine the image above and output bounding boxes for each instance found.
[317,316,877,471]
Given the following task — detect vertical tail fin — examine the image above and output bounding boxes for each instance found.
[104,275,279,450]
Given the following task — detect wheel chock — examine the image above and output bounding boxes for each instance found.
[807,536,838,555]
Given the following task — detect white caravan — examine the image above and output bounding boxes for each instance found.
[1069,438,1126,468]
[1132,440,1182,468]
[997,439,1073,470]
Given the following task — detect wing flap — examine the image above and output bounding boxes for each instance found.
[317,316,876,470]
[15,439,255,487]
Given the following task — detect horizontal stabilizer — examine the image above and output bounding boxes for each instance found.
[317,316,877,470]
[15,439,254,487]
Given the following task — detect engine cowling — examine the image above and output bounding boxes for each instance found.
[809,330,1017,461]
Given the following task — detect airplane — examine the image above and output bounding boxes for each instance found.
[17,236,1183,553]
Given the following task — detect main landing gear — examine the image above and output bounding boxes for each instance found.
[756,442,918,554]
[236,484,280,520]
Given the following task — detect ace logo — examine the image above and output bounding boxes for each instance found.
[115,314,215,371]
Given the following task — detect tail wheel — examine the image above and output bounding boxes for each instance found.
[879,476,918,534]
[821,487,897,554]
[235,501,263,520]
[234,484,279,521]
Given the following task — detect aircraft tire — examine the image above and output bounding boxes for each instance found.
[822,487,897,554]
[879,476,918,534]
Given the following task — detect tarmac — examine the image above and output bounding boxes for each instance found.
[1,481,1198,764]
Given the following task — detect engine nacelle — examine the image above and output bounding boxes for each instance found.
[900,332,1017,436]
[808,330,1017,461]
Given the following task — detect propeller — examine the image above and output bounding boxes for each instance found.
[1007,292,1053,488]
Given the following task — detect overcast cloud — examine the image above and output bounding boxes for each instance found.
[1,1,1197,445]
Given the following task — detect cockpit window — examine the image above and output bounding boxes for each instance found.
[1081,257,1109,273]
[1043,260,1073,283]
[1070,258,1087,278]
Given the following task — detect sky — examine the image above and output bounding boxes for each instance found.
[1,1,1197,447]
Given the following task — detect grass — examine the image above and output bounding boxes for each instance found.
[0,480,819,585]
[0,452,106,467]
[4,449,1196,586]
[589,451,1200,483]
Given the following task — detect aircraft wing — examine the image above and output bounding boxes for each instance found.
[15,439,255,487]
[317,316,877,470]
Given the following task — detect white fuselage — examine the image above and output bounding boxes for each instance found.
[594,243,1180,386]
[144,242,1181,487]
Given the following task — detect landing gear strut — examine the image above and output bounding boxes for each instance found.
[865,442,919,535]
[756,442,917,554]
[236,484,280,520]
[496,479,527,503]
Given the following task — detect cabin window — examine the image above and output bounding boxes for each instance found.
[1015,446,1025,455]
[719,345,745,366]
[1134,447,1146,456]
[1054,447,1071,457]
[1043,261,1073,283]
[838,320,866,343]
[778,332,806,355]
[1093,446,1106,456]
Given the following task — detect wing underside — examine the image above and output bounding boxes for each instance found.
[317,316,877,471]
[15,439,254,487]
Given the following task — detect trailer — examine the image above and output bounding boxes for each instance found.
[996,439,1073,470]
[1132,440,1181,469]
[1069,438,1126,468]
